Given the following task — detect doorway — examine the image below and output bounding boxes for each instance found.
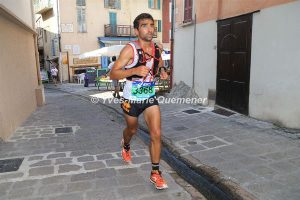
[216,14,253,115]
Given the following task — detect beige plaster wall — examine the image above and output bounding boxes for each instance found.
[127,0,163,43]
[0,0,34,27]
[0,15,38,140]
[60,0,106,66]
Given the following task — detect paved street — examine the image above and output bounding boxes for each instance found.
[0,88,205,200]
[43,83,300,200]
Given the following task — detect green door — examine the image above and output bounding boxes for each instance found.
[109,12,117,35]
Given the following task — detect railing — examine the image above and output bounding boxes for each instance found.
[104,24,157,38]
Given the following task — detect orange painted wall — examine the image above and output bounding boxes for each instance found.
[192,0,296,23]
[219,0,295,20]
[175,0,183,26]
[195,0,219,23]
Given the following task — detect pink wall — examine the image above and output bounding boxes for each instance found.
[190,0,296,23]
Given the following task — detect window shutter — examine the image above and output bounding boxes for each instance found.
[157,0,160,9]
[76,0,85,6]
[82,8,86,32]
[104,0,109,8]
[77,8,81,32]
[109,0,114,8]
[116,0,121,9]
[77,7,86,32]
[51,39,55,56]
[149,0,154,8]
[101,56,109,68]
[158,20,161,32]
[148,0,151,8]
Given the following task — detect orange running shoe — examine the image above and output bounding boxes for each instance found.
[150,170,168,190]
[121,139,131,162]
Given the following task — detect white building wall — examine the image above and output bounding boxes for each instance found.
[250,1,300,128]
[193,21,217,99]
[173,25,194,87]
[174,1,299,128]
[174,21,217,99]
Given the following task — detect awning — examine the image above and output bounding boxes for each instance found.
[97,37,137,48]
[79,45,125,59]
[70,63,100,68]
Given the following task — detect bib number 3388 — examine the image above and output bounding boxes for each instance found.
[132,81,155,99]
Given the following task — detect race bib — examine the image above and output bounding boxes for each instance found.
[131,81,155,99]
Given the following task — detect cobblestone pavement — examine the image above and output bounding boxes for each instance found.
[45,83,300,200]
[0,88,206,200]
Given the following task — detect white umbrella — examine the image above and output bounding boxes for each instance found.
[79,45,125,59]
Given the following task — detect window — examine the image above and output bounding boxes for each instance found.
[44,29,47,43]
[76,0,86,6]
[158,20,161,32]
[51,39,56,56]
[77,1,86,32]
[104,0,121,9]
[183,0,193,23]
[154,20,162,32]
[109,12,117,35]
[148,0,160,9]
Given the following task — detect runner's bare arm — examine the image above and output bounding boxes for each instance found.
[110,45,149,80]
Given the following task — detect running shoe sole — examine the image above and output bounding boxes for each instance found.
[149,178,168,190]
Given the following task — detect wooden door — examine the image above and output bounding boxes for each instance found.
[216,14,253,115]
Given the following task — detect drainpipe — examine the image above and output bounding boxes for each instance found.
[67,51,70,83]
[217,0,222,20]
[34,33,41,85]
[56,0,61,52]
[169,0,175,90]
[56,0,63,83]
[192,13,196,89]
[31,0,42,85]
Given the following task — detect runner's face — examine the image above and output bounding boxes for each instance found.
[135,19,154,42]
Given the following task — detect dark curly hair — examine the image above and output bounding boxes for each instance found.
[133,13,154,30]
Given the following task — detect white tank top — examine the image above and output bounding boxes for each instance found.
[123,42,154,101]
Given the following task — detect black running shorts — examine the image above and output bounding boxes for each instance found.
[120,96,159,117]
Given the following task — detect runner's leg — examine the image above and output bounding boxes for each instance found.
[123,113,138,146]
[143,105,168,189]
[143,105,161,163]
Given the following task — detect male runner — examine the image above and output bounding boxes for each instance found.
[110,13,168,190]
